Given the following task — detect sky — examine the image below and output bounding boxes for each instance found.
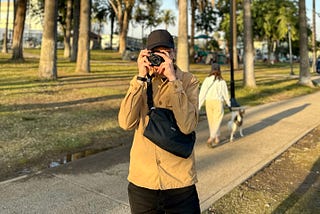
[127,0,179,38]
[127,0,320,40]
[0,0,318,37]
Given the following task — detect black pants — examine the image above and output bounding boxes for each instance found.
[128,182,200,214]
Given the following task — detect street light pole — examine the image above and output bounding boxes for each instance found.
[229,0,240,107]
[288,25,294,75]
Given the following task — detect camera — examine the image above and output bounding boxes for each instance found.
[147,52,164,66]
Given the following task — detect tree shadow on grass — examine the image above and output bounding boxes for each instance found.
[272,157,320,214]
[0,94,124,112]
[0,73,132,90]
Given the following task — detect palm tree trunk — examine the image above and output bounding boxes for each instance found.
[2,0,10,53]
[11,0,27,61]
[64,0,72,58]
[110,14,114,50]
[312,0,316,73]
[76,0,90,73]
[71,0,80,62]
[120,3,133,55]
[189,0,196,62]
[38,0,58,80]
[231,0,238,69]
[298,0,313,87]
[243,0,255,87]
[177,0,189,72]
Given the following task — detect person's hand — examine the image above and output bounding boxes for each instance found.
[152,50,176,81]
[137,49,151,77]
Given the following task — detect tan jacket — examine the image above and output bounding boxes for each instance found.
[118,67,199,190]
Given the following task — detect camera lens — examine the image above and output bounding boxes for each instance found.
[148,53,164,66]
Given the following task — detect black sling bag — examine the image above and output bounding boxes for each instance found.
[143,76,196,158]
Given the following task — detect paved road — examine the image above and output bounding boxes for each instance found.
[1,89,320,213]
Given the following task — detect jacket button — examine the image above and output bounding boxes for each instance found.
[159,101,162,105]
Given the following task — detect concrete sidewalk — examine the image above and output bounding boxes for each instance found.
[1,90,320,213]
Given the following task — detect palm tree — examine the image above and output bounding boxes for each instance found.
[108,0,135,55]
[190,0,196,62]
[312,0,316,73]
[298,0,313,87]
[243,0,255,87]
[64,0,72,58]
[92,0,109,35]
[161,9,175,30]
[76,0,91,73]
[71,0,80,62]
[11,0,27,61]
[144,1,161,32]
[107,3,116,50]
[133,6,147,39]
[230,0,238,69]
[38,0,58,80]
[177,0,189,72]
[2,0,10,53]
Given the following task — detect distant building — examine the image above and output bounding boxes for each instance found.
[0,0,142,50]
[100,34,142,51]
[0,0,43,47]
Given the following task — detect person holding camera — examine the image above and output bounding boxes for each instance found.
[118,29,201,213]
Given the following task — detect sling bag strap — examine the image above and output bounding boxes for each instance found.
[146,74,154,110]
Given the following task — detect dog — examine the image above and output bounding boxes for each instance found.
[228,108,245,142]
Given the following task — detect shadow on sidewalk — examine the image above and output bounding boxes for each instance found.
[244,103,310,136]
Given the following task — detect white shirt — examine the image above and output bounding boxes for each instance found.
[198,76,231,110]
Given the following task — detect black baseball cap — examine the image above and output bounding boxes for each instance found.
[146,29,175,50]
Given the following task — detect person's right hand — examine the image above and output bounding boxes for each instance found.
[137,49,151,77]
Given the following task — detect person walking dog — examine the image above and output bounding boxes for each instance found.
[199,63,231,147]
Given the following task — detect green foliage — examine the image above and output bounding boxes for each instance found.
[216,0,299,44]
[195,5,219,34]
[160,9,176,29]
[251,0,298,42]
[133,0,162,30]
[207,39,220,51]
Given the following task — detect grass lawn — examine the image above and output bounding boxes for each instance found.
[0,49,319,179]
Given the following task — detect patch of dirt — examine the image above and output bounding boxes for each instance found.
[204,126,320,214]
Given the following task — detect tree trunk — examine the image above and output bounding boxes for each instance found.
[71,0,80,62]
[177,0,189,72]
[110,14,114,50]
[231,0,238,69]
[298,0,313,87]
[108,0,135,55]
[119,2,133,55]
[11,0,27,61]
[76,0,90,73]
[189,0,196,63]
[2,0,10,53]
[38,0,58,80]
[243,0,256,87]
[64,0,72,58]
[312,0,316,73]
